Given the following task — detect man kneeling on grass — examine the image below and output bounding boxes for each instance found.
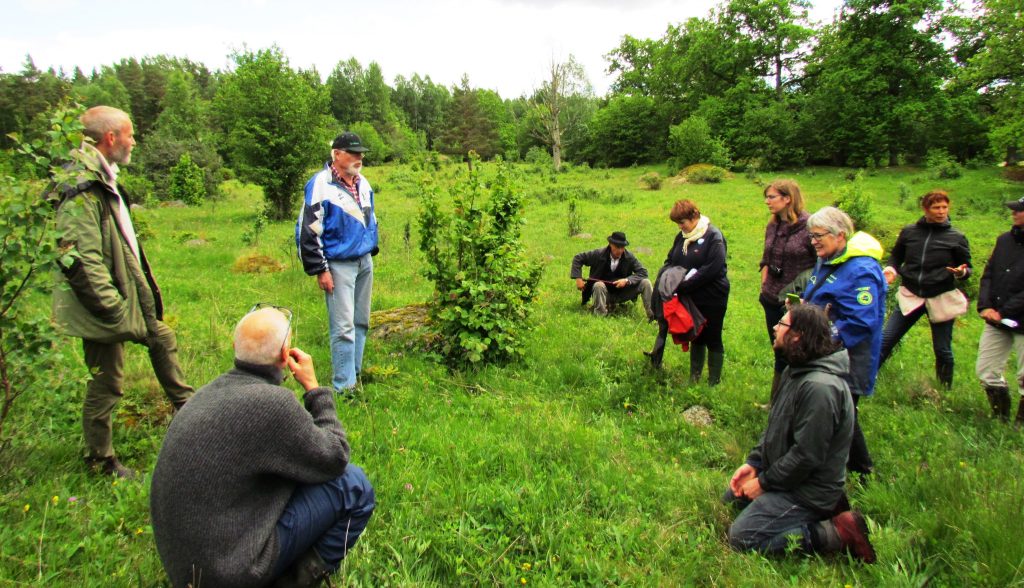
[724,304,876,563]
[151,304,375,587]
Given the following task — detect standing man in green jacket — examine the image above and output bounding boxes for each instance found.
[52,106,194,479]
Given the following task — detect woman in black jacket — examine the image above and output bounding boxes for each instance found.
[976,196,1024,424]
[880,190,972,388]
[647,199,730,385]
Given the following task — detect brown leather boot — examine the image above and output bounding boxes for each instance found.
[85,456,136,480]
[831,510,876,563]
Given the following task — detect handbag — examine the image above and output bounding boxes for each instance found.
[925,288,969,323]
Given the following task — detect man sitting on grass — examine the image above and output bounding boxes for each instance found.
[150,304,375,587]
[724,304,876,563]
[570,231,654,319]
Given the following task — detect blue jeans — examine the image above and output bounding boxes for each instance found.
[325,255,373,390]
[724,489,827,555]
[879,303,954,367]
[274,465,376,575]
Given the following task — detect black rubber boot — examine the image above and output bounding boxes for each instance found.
[935,361,954,389]
[986,385,1011,421]
[689,344,706,384]
[707,351,724,387]
[645,321,668,369]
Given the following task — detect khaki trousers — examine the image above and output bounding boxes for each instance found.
[82,320,193,458]
[591,278,654,318]
[975,323,1024,395]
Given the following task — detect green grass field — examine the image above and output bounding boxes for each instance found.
[2,163,1023,586]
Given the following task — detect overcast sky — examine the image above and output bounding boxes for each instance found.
[1,0,844,98]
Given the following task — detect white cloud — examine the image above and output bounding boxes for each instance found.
[1,0,843,96]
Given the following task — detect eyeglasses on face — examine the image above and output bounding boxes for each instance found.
[776,321,791,328]
[808,232,831,242]
[248,302,293,352]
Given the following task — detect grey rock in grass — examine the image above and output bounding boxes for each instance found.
[683,405,713,428]
[184,239,207,247]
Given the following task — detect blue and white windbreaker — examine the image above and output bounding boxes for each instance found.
[295,163,378,275]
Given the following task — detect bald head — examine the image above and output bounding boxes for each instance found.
[81,106,136,165]
[81,106,131,143]
[233,308,291,365]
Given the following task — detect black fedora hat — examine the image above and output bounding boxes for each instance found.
[607,231,629,246]
[1006,196,1024,212]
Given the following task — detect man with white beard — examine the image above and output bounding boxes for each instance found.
[296,132,378,393]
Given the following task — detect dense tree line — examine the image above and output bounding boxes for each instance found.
[1,0,1020,215]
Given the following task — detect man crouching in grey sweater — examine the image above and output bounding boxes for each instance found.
[151,304,375,587]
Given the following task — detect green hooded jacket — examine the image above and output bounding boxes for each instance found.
[51,144,163,343]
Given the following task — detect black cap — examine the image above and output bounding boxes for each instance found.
[1006,196,1024,212]
[332,132,370,153]
[607,231,629,246]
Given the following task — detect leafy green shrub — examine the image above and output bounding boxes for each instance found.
[639,172,662,190]
[524,146,552,167]
[567,197,582,236]
[683,164,727,184]
[348,121,390,164]
[134,130,225,202]
[241,207,269,246]
[119,171,155,205]
[833,170,873,230]
[668,116,731,168]
[168,153,206,206]
[0,105,85,449]
[418,155,541,367]
[926,149,963,179]
[529,184,601,205]
[604,190,629,204]
[743,160,761,180]
[898,182,912,206]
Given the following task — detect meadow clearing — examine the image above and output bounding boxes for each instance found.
[1,162,1022,586]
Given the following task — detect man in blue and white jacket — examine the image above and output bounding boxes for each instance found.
[296,132,378,392]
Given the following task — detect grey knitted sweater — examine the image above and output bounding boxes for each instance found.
[150,362,350,588]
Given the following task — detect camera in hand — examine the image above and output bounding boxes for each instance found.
[768,265,784,278]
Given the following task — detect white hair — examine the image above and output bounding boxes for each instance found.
[807,206,855,238]
[233,308,290,365]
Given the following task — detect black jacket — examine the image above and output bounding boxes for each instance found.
[889,217,972,298]
[570,246,648,303]
[663,225,729,309]
[747,349,854,514]
[978,226,1024,333]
